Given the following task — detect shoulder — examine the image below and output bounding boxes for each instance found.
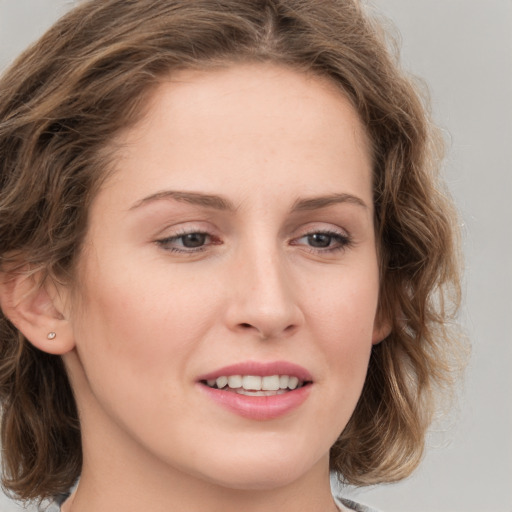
[336,496,381,512]
[43,491,70,512]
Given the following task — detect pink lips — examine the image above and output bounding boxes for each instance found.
[197,361,313,421]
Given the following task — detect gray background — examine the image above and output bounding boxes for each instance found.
[0,1,511,511]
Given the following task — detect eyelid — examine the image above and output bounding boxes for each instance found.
[153,222,354,256]
[154,223,221,254]
[289,225,354,254]
[291,222,351,240]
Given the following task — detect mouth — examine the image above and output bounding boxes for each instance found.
[197,362,313,419]
[200,374,311,396]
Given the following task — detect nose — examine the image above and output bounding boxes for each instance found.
[224,245,304,340]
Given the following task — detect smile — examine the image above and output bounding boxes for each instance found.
[197,362,313,420]
[203,374,306,396]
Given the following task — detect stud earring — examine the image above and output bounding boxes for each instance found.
[47,332,56,340]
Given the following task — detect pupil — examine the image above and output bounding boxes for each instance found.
[182,233,206,248]
[308,233,331,248]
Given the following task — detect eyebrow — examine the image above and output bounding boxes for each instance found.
[291,193,369,211]
[129,190,368,212]
[129,190,236,211]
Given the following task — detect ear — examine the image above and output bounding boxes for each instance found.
[0,270,75,355]
[372,309,392,345]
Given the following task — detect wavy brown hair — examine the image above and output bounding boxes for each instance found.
[0,0,463,502]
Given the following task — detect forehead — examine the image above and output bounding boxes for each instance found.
[101,62,373,210]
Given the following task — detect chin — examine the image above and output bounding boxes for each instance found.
[208,470,303,491]
[194,452,321,491]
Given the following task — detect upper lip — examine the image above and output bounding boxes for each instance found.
[197,361,313,382]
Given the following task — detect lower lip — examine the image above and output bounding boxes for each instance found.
[198,384,312,420]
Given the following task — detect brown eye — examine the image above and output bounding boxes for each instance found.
[156,231,214,253]
[307,233,333,248]
[291,230,352,254]
[180,233,207,248]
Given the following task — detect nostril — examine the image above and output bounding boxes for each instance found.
[236,321,297,339]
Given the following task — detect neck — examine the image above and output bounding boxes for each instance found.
[65,410,338,512]
[66,456,338,512]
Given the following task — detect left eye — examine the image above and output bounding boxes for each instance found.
[156,232,212,252]
[177,233,208,248]
[305,233,335,248]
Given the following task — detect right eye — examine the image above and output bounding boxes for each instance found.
[291,229,353,254]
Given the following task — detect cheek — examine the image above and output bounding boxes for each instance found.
[302,264,379,383]
[71,262,220,387]
[304,264,379,338]
[290,272,378,455]
[67,265,225,452]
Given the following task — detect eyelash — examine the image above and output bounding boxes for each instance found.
[155,229,352,255]
[291,230,353,254]
[155,229,218,254]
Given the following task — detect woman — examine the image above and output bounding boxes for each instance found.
[0,1,462,511]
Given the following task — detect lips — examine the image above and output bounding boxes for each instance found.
[197,361,313,420]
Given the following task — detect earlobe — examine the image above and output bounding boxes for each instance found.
[0,270,75,355]
[372,314,392,345]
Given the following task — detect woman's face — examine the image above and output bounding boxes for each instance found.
[64,63,385,490]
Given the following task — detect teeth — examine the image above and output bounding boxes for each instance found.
[279,375,289,388]
[227,375,242,388]
[262,375,280,391]
[235,389,288,396]
[216,376,228,389]
[242,375,262,391]
[205,374,305,391]
[288,376,299,390]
